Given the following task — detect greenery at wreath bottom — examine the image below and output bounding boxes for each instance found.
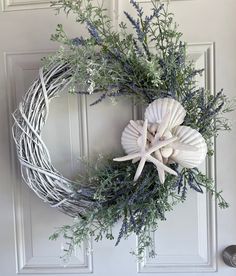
[47,0,234,260]
[50,156,228,260]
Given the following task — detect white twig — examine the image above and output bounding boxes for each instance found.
[12,63,95,217]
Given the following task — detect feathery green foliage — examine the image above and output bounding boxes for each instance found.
[47,0,234,260]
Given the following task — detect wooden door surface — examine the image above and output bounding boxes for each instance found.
[0,0,236,275]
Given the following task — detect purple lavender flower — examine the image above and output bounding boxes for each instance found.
[130,0,143,17]
[72,36,86,46]
[124,11,145,42]
[86,21,102,44]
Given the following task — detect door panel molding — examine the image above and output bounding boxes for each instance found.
[138,43,217,273]
[5,51,93,274]
[1,0,50,12]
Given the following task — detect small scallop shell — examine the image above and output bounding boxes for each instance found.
[171,126,207,168]
[121,120,144,155]
[144,98,186,130]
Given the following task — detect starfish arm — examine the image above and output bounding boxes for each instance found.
[141,119,148,151]
[134,157,147,181]
[147,137,177,155]
[130,119,154,143]
[147,155,178,176]
[132,157,140,163]
[153,150,165,184]
[171,142,198,152]
[157,168,165,184]
[156,150,165,183]
[113,153,140,162]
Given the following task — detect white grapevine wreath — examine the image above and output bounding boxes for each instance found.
[12,0,234,259]
[12,63,97,217]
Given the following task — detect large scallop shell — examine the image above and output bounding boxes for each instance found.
[121,120,144,155]
[144,98,186,130]
[171,126,207,168]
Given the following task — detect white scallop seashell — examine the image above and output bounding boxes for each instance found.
[171,126,207,168]
[121,120,144,155]
[144,98,186,130]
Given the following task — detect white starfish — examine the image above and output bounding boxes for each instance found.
[129,118,175,183]
[147,111,198,183]
[113,119,178,183]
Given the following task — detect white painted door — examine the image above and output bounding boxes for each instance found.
[0,0,236,275]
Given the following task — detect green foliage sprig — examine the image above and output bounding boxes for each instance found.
[47,0,233,132]
[46,0,234,260]
[50,156,228,260]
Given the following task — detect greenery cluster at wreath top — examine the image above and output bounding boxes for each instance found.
[46,0,234,260]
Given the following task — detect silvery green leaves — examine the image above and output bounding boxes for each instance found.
[46,1,176,103]
[45,0,233,260]
[47,0,232,137]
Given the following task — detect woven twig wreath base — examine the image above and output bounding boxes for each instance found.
[12,63,97,217]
